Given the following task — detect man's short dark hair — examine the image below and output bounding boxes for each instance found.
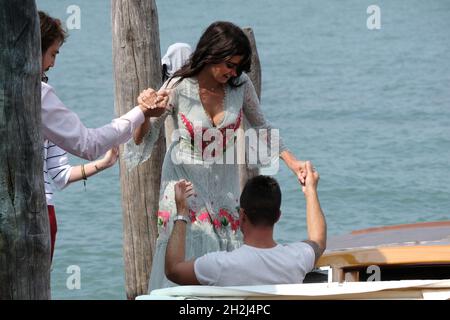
[239,175,281,227]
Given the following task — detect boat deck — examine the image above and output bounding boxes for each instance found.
[325,220,450,251]
[317,220,450,282]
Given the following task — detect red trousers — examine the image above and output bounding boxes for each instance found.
[47,205,57,262]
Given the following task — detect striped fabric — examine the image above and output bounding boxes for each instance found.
[43,139,73,205]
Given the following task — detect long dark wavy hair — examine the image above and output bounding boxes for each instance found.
[170,21,252,88]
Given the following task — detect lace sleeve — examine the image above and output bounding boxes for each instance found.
[122,81,178,170]
[242,74,288,158]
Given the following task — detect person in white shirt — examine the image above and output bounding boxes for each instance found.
[39,11,167,262]
[39,11,167,161]
[44,141,119,261]
[164,161,327,286]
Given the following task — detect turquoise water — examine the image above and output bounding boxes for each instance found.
[36,0,450,299]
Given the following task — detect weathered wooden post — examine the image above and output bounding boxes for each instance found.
[112,0,164,299]
[0,1,51,299]
[239,28,261,191]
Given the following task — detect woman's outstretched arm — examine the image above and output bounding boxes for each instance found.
[134,118,150,145]
[242,73,306,183]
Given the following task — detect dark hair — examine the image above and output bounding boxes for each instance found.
[170,21,251,88]
[240,175,282,227]
[162,64,169,83]
[39,11,67,53]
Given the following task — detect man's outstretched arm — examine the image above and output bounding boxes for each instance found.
[302,161,327,264]
[164,181,200,285]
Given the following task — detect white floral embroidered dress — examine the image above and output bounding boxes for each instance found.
[124,73,287,290]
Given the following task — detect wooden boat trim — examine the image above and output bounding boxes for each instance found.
[317,244,450,269]
[351,220,450,235]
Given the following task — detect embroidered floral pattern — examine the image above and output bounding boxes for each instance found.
[157,210,170,228]
[197,211,210,223]
[189,209,197,223]
[185,207,240,232]
[213,218,222,229]
[180,110,243,157]
[218,208,240,231]
[219,208,233,225]
[231,220,240,232]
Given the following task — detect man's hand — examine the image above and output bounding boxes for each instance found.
[166,179,200,286]
[174,180,194,214]
[301,160,326,264]
[302,161,319,195]
[138,88,170,118]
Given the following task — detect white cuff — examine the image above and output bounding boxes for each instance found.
[121,106,145,130]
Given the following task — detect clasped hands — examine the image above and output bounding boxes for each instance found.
[287,159,318,191]
[137,88,171,118]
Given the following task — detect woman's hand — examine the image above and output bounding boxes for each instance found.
[280,150,307,185]
[138,88,170,118]
[289,159,307,185]
[96,147,119,171]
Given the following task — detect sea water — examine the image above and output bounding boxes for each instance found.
[35,0,450,299]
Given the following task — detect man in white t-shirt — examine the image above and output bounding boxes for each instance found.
[164,161,327,286]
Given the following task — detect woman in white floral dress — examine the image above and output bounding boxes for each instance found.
[126,21,307,290]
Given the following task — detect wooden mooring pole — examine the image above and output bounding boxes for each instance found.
[112,0,164,300]
[239,27,261,191]
[0,1,50,299]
